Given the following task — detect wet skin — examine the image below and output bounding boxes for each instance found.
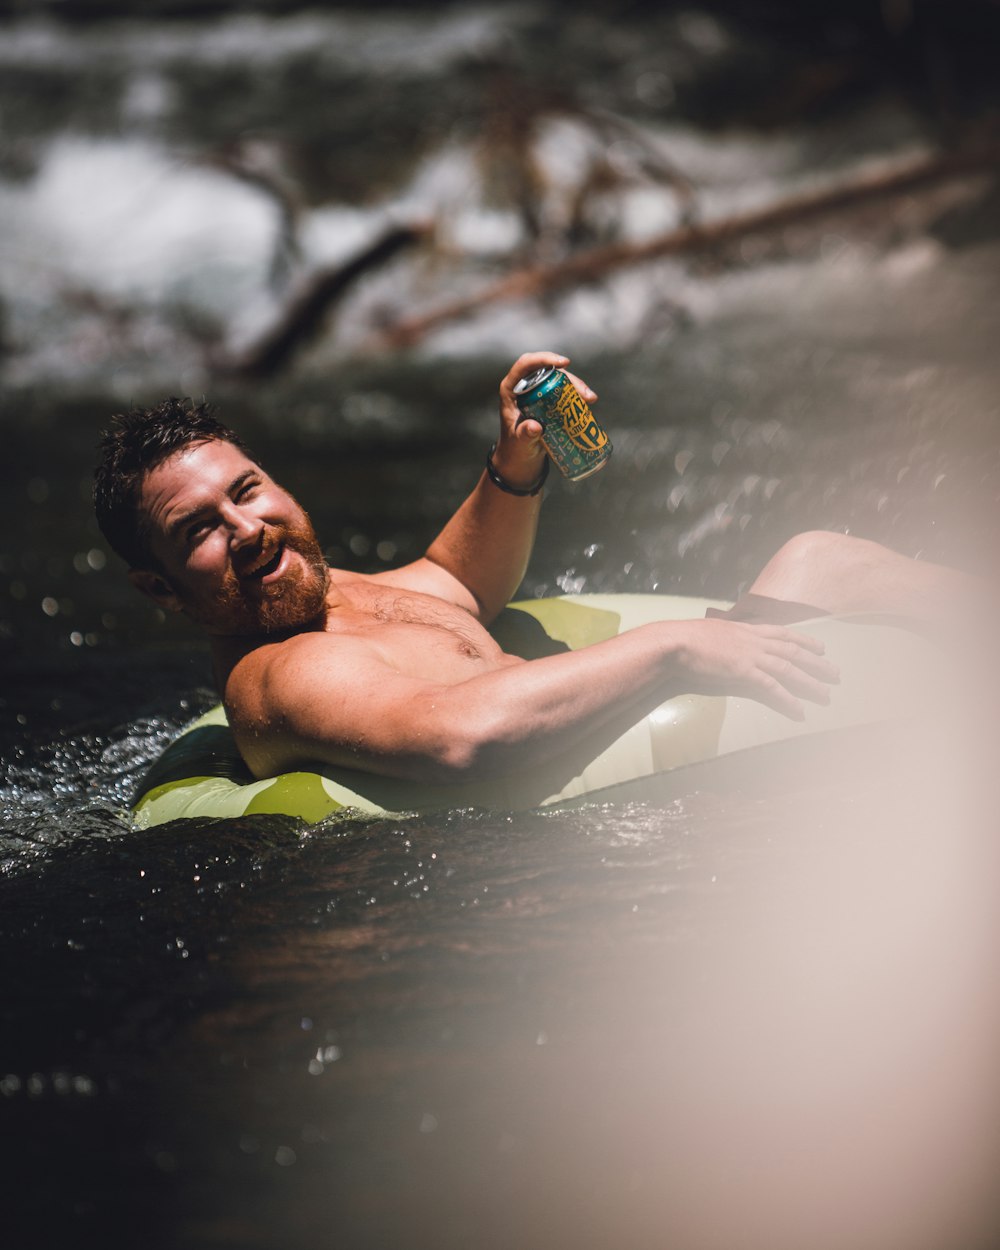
[128,353,837,784]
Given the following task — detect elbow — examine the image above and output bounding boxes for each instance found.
[425,734,493,781]
[421,714,519,782]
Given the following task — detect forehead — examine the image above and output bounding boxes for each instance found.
[138,439,260,533]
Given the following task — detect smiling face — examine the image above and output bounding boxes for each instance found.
[132,438,329,637]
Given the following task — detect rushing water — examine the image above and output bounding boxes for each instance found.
[3,5,1000,1247]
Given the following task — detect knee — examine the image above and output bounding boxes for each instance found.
[769,530,855,576]
[768,530,898,596]
[750,529,873,605]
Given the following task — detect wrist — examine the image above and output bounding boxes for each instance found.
[645,620,685,679]
[486,443,549,496]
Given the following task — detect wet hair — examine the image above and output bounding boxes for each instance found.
[94,397,259,569]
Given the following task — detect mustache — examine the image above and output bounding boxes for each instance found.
[234,520,323,574]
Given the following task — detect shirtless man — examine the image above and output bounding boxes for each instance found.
[94,351,966,785]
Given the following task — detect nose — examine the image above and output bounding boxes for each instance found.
[223,502,263,550]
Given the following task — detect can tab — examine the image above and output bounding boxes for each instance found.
[513,367,554,395]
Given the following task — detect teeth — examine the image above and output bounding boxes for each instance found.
[249,546,282,577]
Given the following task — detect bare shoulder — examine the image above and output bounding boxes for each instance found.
[223,628,410,778]
[225,629,385,720]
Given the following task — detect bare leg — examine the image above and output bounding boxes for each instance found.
[747,531,974,621]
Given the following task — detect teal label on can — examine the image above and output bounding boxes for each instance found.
[513,368,612,481]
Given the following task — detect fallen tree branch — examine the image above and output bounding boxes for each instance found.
[376,144,1000,349]
[220,221,431,377]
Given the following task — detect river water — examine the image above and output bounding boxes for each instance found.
[2,5,1000,1247]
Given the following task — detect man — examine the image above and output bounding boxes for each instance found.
[94,351,966,785]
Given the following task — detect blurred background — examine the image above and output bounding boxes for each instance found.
[2,5,1000,1248]
[1,0,998,675]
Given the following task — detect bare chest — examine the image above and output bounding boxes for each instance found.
[334,586,511,679]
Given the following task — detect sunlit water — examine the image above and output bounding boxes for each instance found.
[3,5,1000,1247]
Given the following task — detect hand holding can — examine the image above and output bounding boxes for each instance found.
[513,366,612,481]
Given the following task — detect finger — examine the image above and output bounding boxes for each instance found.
[747,672,807,721]
[513,417,544,442]
[762,656,833,706]
[766,639,840,684]
[561,368,598,403]
[753,624,827,655]
[500,351,570,398]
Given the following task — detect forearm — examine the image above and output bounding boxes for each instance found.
[407,611,833,782]
[424,459,544,622]
[422,350,584,622]
[408,623,684,779]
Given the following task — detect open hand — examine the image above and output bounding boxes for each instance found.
[668,617,839,720]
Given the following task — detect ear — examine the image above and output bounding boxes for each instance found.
[128,568,183,614]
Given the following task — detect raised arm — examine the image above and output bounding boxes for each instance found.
[370,350,597,623]
[228,618,837,782]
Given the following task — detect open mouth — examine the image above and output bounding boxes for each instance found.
[244,543,286,582]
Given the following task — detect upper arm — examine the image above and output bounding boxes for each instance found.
[226,635,462,781]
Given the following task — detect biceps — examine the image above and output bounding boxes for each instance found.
[269,667,458,777]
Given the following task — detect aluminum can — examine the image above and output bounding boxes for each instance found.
[512,367,612,481]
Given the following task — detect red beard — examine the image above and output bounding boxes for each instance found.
[187,516,329,638]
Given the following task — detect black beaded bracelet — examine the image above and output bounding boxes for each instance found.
[486,443,549,496]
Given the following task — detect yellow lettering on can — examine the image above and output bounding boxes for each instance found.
[555,385,608,452]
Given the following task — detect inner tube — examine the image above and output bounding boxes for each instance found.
[132,593,935,827]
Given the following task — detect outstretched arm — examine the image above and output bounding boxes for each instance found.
[370,350,597,623]
[230,618,838,782]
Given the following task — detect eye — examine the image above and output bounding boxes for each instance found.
[186,518,213,544]
[236,479,261,501]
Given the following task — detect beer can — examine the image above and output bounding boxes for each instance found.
[512,367,612,481]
